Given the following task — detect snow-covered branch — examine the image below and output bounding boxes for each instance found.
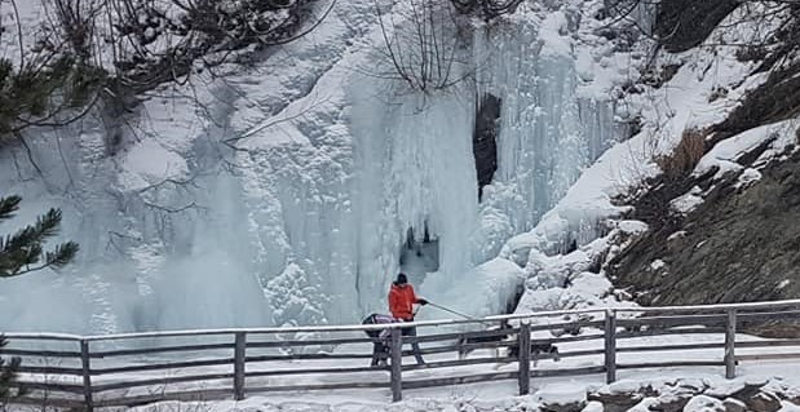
[0,0,333,141]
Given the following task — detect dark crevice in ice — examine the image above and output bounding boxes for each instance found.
[399,224,439,286]
[473,93,501,201]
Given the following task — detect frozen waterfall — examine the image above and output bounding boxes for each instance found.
[0,2,622,333]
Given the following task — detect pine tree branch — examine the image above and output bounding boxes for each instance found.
[4,208,63,252]
[0,241,79,277]
[0,197,74,400]
[0,335,22,401]
[44,241,80,268]
[0,200,79,277]
[0,197,21,221]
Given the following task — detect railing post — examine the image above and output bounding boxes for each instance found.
[80,339,93,411]
[604,309,617,384]
[234,332,247,401]
[725,309,737,379]
[518,322,531,395]
[390,327,403,402]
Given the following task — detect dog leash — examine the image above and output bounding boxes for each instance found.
[427,302,498,326]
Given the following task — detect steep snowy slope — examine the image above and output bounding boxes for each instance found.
[503,0,800,317]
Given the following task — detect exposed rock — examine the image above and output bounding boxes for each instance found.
[580,401,603,412]
[655,0,739,52]
[705,381,753,400]
[683,395,726,412]
[587,391,643,412]
[540,400,587,412]
[628,397,658,411]
[581,379,800,412]
[704,381,782,412]
[609,147,800,321]
[665,230,688,254]
[713,64,800,145]
[675,378,711,394]
[725,381,768,401]
[647,391,693,412]
[722,398,747,412]
[587,384,658,412]
[743,391,782,412]
[535,384,588,412]
[788,393,800,406]
[641,379,710,411]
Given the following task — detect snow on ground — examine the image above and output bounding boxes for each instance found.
[104,330,800,411]
[10,322,800,411]
[696,120,798,180]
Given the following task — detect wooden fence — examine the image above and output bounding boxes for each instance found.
[3,299,800,410]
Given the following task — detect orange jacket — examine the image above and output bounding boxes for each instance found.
[389,283,418,320]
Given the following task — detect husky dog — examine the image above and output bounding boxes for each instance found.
[508,341,561,365]
[457,320,560,364]
[457,320,514,360]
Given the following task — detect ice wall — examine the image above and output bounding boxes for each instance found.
[0,1,623,333]
[349,86,478,315]
[470,11,620,262]
[427,10,622,317]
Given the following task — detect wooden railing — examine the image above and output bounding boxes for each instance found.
[4,299,800,410]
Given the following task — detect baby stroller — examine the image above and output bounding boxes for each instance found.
[361,313,397,367]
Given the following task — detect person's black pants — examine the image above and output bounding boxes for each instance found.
[401,321,425,365]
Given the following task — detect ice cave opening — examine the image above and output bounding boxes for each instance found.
[399,225,440,286]
[473,94,501,202]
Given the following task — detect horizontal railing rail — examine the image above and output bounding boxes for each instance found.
[2,299,800,410]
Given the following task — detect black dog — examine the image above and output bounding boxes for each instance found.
[457,320,514,360]
[457,320,560,364]
[509,341,561,365]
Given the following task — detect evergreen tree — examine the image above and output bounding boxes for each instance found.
[0,195,79,402]
[0,336,21,401]
[0,195,79,277]
[0,55,107,142]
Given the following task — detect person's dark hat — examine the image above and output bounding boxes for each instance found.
[396,273,408,284]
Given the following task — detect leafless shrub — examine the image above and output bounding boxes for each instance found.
[371,0,471,94]
[653,128,707,179]
[735,44,769,62]
[0,0,335,141]
[708,86,729,103]
[449,0,523,20]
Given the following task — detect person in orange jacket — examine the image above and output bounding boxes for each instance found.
[388,273,427,365]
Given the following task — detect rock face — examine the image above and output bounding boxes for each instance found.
[683,395,726,412]
[609,146,800,317]
[604,3,800,321]
[585,379,794,412]
[655,0,739,52]
[540,400,586,412]
[721,398,747,412]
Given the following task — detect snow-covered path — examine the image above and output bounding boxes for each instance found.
[8,301,800,411]
[128,356,800,411]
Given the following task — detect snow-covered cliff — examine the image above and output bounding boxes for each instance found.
[0,0,640,333]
